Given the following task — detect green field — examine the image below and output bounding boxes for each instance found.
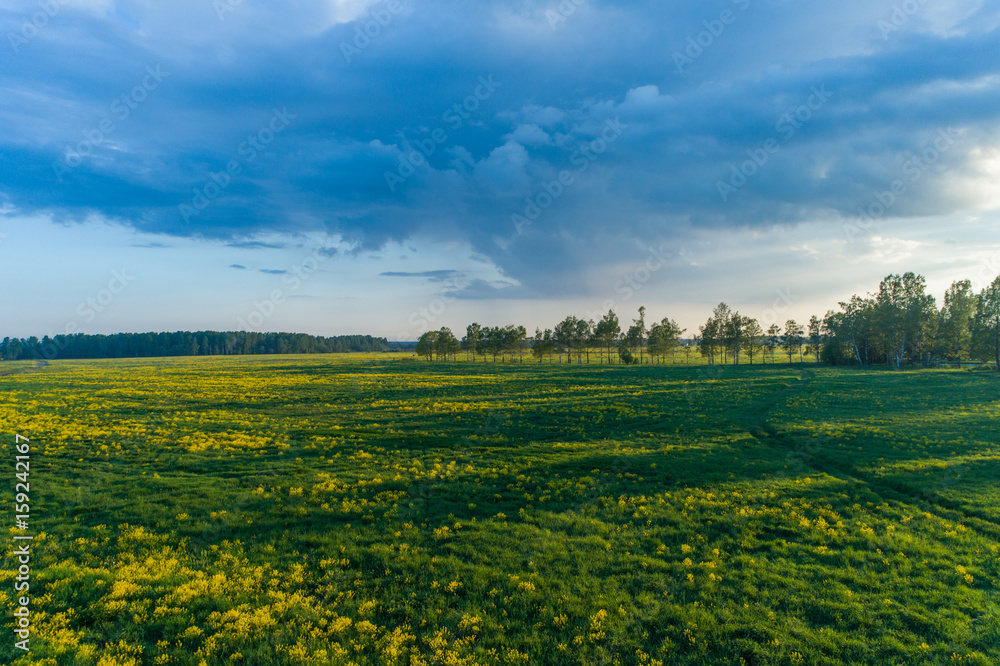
[2,355,999,665]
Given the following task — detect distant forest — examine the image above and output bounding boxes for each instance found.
[0,331,390,360]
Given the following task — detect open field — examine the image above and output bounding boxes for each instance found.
[2,355,999,665]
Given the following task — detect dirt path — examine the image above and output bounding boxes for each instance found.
[734,368,1000,540]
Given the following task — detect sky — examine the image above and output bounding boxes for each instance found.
[2,0,999,341]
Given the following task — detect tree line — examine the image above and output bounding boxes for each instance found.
[415,272,1000,369]
[0,331,390,360]
[823,273,1000,369]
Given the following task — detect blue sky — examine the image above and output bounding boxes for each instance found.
[2,0,999,340]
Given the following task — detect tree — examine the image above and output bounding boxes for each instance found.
[463,323,483,361]
[482,326,504,361]
[973,275,1000,370]
[742,318,765,365]
[819,309,853,365]
[874,272,936,368]
[724,313,746,365]
[939,280,976,368]
[594,310,621,364]
[436,327,460,361]
[554,316,582,363]
[699,317,720,364]
[621,321,644,365]
[783,320,802,364]
[532,328,555,362]
[633,306,648,363]
[574,318,594,363]
[647,322,666,363]
[807,315,822,362]
[837,295,876,366]
[766,324,781,364]
[416,331,439,360]
[665,318,686,364]
[647,317,684,364]
[712,303,733,364]
[507,324,528,362]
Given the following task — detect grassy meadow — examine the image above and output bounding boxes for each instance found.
[2,354,999,665]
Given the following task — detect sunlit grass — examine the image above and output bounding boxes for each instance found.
[1,356,998,664]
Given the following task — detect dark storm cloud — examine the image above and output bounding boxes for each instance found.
[1,0,998,295]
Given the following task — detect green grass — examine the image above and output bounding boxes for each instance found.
[1,356,998,665]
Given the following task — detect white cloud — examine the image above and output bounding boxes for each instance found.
[864,236,925,264]
[505,124,552,148]
[313,0,379,32]
[473,141,531,196]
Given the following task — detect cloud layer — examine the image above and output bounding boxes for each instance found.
[2,0,1000,305]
